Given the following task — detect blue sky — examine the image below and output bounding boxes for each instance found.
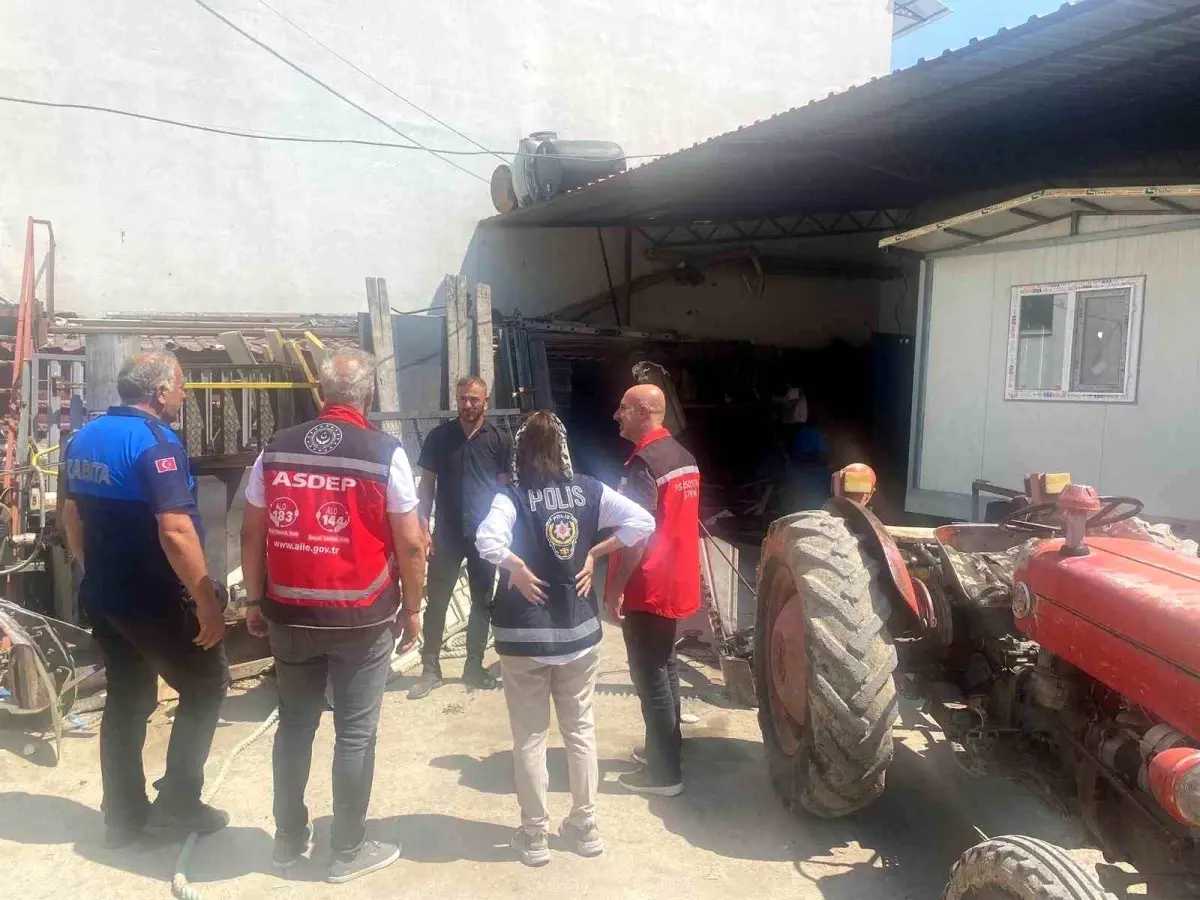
[893,0,1073,69]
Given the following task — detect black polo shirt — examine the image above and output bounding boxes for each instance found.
[418,418,511,540]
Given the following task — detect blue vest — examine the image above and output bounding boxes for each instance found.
[492,474,603,657]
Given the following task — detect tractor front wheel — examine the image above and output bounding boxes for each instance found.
[943,836,1115,900]
[754,509,898,818]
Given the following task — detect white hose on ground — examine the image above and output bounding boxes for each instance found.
[171,707,280,900]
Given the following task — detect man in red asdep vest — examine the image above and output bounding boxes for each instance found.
[241,349,425,884]
[606,383,700,797]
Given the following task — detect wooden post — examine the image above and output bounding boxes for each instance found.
[84,333,140,415]
[474,282,493,399]
[444,273,470,403]
[365,277,401,414]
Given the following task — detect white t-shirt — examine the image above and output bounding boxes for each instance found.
[244,448,419,513]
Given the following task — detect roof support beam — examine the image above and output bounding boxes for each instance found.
[1009,207,1055,223]
[1148,195,1194,214]
[1070,198,1112,214]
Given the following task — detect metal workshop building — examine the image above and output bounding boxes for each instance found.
[465,0,1200,530]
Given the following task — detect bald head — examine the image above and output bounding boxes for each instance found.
[319,349,377,409]
[614,383,667,443]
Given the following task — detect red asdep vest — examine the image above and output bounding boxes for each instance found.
[261,405,401,628]
[620,428,701,619]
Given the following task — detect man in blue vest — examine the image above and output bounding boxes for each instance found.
[60,351,229,849]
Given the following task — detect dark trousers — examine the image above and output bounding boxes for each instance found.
[268,621,393,857]
[91,603,229,829]
[421,529,496,673]
[622,611,683,784]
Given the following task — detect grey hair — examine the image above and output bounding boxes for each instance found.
[117,351,180,403]
[319,348,377,406]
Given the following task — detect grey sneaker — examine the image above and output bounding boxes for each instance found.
[559,820,604,857]
[327,840,401,884]
[618,769,682,797]
[407,670,443,700]
[510,828,551,867]
[273,822,315,870]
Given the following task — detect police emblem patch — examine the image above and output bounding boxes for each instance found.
[304,422,343,454]
[545,511,580,561]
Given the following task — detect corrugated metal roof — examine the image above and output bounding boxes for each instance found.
[881,184,1200,252]
[493,0,1200,230]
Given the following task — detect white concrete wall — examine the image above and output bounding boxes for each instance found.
[916,222,1200,523]
[0,0,893,315]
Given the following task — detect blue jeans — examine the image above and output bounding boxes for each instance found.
[268,621,393,856]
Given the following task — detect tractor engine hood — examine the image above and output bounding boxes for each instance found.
[1014,536,1200,739]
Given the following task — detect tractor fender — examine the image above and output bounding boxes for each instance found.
[826,495,933,629]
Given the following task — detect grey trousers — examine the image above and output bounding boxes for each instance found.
[499,648,601,835]
[268,621,393,857]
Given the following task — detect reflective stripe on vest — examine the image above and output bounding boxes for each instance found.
[262,451,389,479]
[268,558,394,604]
[655,465,699,486]
[492,617,600,646]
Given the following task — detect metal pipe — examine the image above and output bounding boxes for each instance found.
[47,324,357,337]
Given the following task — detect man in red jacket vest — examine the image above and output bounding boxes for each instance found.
[607,384,700,796]
[241,349,426,883]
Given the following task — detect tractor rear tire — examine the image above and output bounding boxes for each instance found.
[943,836,1115,900]
[754,509,898,818]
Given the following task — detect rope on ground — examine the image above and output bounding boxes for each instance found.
[171,707,280,900]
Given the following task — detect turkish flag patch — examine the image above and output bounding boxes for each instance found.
[155,456,178,474]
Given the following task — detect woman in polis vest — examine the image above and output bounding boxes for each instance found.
[475,411,655,867]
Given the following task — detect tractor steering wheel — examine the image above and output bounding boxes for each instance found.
[999,496,1145,536]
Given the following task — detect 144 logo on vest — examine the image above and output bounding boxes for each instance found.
[316,501,351,534]
[545,512,580,560]
[269,497,300,529]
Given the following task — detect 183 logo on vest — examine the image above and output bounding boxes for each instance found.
[304,422,343,454]
[545,512,580,560]
[269,497,300,529]
[316,501,351,534]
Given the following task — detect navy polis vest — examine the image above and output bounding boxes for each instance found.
[260,406,401,629]
[492,474,603,657]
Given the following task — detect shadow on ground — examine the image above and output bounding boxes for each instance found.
[630,729,1089,900]
[431,747,638,797]
[0,791,272,885]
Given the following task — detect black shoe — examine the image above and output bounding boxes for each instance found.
[618,769,682,797]
[407,669,443,700]
[327,840,401,884]
[462,663,500,690]
[146,799,230,836]
[273,822,315,870]
[104,822,145,850]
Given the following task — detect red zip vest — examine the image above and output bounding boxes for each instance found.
[261,405,400,628]
[619,428,701,619]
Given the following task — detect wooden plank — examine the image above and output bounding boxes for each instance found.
[303,331,328,370]
[262,329,287,363]
[286,339,323,411]
[365,277,401,414]
[217,331,255,366]
[474,282,493,399]
[445,273,470,402]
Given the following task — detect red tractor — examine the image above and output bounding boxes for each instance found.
[754,466,1200,899]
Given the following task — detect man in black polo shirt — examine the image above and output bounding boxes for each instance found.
[409,375,511,698]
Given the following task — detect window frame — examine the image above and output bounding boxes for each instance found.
[1004,275,1145,403]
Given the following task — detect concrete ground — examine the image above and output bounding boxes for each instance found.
[1,631,1093,900]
